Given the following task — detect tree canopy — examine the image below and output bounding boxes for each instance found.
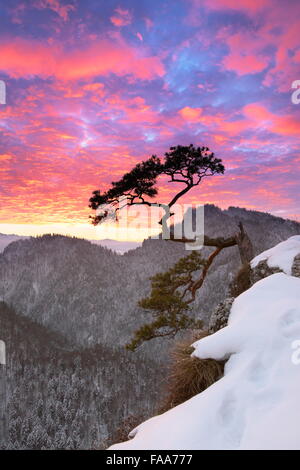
[89,144,224,225]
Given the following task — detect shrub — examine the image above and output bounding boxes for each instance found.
[158,331,225,413]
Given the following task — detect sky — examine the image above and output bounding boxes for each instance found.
[0,0,300,241]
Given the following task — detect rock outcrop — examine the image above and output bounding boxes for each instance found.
[208,297,235,333]
[292,254,300,278]
[209,237,300,335]
[250,260,283,284]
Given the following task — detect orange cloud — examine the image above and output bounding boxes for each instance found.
[83,83,104,92]
[0,154,13,161]
[179,106,202,122]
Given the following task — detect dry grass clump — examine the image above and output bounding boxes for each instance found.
[105,331,225,447]
[158,330,225,413]
[102,413,145,449]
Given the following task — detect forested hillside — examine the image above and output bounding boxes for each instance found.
[0,302,163,449]
[1,206,299,347]
[1,205,300,448]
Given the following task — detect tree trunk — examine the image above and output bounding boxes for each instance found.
[235,222,254,264]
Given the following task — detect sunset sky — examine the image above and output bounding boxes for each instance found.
[0,0,300,241]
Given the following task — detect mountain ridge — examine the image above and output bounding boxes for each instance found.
[1,205,300,350]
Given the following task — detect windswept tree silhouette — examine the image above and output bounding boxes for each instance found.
[89,144,253,349]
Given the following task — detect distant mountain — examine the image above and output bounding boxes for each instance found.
[1,205,300,351]
[0,234,29,253]
[1,205,300,449]
[89,238,142,254]
[0,234,140,255]
[0,233,184,350]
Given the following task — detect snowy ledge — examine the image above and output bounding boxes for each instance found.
[109,272,300,450]
[251,235,300,275]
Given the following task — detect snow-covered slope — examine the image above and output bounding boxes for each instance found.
[110,272,300,449]
[251,235,300,275]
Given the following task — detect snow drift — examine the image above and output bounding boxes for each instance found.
[110,270,300,449]
[251,235,300,275]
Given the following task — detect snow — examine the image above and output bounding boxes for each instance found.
[0,340,5,365]
[251,235,300,275]
[110,273,300,450]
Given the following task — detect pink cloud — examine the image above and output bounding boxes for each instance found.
[255,8,300,91]
[263,41,300,91]
[9,3,26,24]
[217,4,300,90]
[177,106,250,137]
[221,32,269,75]
[223,53,268,75]
[176,101,300,141]
[243,103,300,136]
[144,17,154,30]
[34,0,75,21]
[102,95,160,125]
[110,7,132,27]
[243,103,273,121]
[201,0,271,12]
[0,37,165,81]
